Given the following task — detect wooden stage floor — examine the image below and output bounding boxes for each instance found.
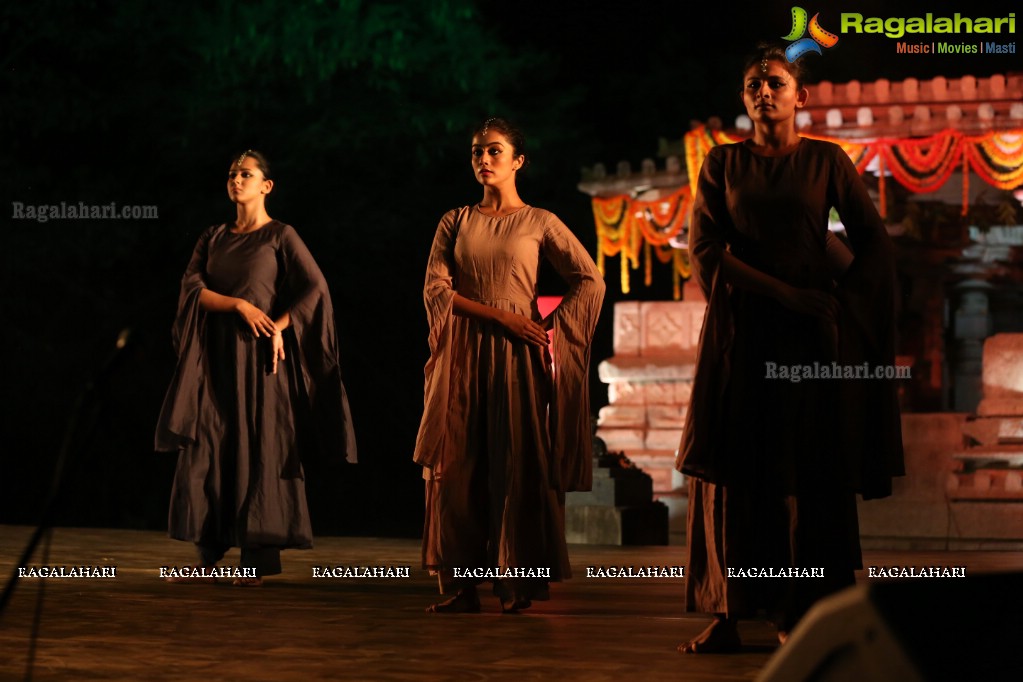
[1,525,1022,681]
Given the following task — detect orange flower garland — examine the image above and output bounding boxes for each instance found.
[592,126,1023,297]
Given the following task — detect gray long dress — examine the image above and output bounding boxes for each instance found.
[677,140,904,625]
[155,220,356,552]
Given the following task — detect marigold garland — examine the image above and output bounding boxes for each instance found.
[879,131,964,195]
[592,126,1023,298]
[590,185,693,299]
[964,132,1023,190]
[962,151,970,216]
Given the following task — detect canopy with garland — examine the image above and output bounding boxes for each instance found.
[592,126,1023,298]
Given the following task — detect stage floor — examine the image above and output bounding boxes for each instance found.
[1,526,1021,681]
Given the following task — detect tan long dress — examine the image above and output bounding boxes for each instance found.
[415,205,604,594]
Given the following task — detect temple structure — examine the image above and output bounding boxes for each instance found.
[578,73,1023,544]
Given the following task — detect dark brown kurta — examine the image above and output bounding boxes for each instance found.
[155,221,356,550]
[676,139,904,620]
[415,205,604,589]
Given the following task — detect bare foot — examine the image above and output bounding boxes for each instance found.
[678,617,742,654]
[232,577,263,587]
[426,588,481,614]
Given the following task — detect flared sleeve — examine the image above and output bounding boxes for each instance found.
[413,207,466,471]
[541,213,606,492]
[277,225,357,464]
[828,147,905,498]
[677,147,736,481]
[154,225,216,452]
[153,223,219,449]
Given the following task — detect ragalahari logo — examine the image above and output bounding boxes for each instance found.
[782,7,839,61]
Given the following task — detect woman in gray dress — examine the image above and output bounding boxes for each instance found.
[156,150,356,586]
[677,45,904,651]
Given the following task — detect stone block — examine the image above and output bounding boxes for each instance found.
[566,466,653,508]
[647,404,687,429]
[962,417,1001,446]
[983,334,1023,399]
[645,428,684,451]
[607,381,644,405]
[597,356,697,382]
[999,419,1023,442]
[607,381,682,405]
[950,445,1023,467]
[597,405,646,428]
[962,419,996,444]
[675,381,694,405]
[564,503,669,545]
[640,301,705,356]
[977,399,1023,417]
[612,301,641,356]
[595,427,644,451]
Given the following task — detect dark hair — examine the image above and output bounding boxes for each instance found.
[230,149,273,180]
[472,117,528,168]
[741,42,810,89]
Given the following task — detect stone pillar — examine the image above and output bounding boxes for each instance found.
[594,300,705,543]
[949,280,993,412]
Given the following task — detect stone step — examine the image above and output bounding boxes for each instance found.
[607,380,693,406]
[596,404,688,429]
[950,445,1023,467]
[946,470,1023,499]
[595,428,686,457]
[596,427,645,451]
[565,503,670,545]
[626,451,681,494]
[648,404,687,429]
[598,355,697,382]
[962,416,1023,445]
[645,427,683,451]
[596,405,646,428]
[654,488,689,546]
[977,398,1023,417]
[944,501,1023,541]
[566,465,654,508]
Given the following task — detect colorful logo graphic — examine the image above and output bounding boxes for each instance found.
[782,7,839,61]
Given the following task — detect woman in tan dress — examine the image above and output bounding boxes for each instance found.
[415,118,605,613]
[677,45,903,651]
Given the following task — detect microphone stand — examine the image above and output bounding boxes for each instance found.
[0,329,134,680]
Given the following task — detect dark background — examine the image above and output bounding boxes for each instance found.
[2,0,1017,538]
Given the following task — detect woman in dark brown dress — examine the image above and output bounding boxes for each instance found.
[155,150,356,586]
[677,45,904,651]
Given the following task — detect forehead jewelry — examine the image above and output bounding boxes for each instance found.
[760,59,769,73]
[481,118,497,135]
[236,149,253,167]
